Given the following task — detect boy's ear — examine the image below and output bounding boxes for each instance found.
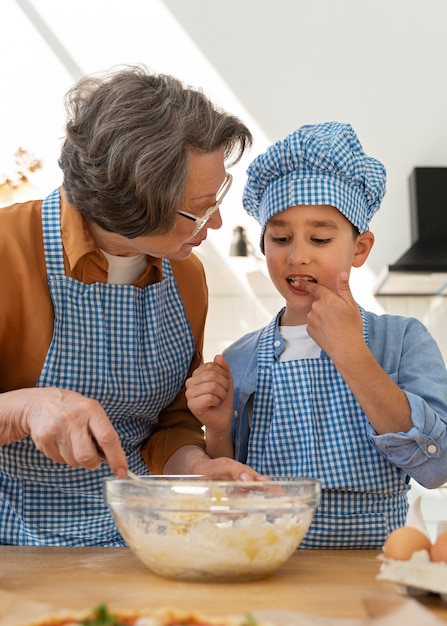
[352,231,374,268]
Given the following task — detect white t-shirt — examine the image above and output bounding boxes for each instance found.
[279,324,321,360]
[101,249,147,285]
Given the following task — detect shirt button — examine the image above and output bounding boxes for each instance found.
[427,444,437,454]
[274,340,281,348]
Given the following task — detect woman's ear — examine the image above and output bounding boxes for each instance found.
[352,231,374,268]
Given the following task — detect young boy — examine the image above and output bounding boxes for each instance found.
[186,121,447,548]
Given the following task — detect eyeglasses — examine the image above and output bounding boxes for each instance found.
[177,172,233,236]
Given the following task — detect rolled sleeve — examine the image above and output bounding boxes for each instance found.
[368,391,447,488]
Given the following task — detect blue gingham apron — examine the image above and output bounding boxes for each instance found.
[0,188,195,546]
[247,312,409,548]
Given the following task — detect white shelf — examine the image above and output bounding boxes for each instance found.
[375,269,447,296]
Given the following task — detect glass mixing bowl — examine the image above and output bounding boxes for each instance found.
[105,475,320,582]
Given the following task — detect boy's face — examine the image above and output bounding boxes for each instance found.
[263,204,373,325]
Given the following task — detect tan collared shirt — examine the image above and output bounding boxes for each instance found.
[0,188,207,473]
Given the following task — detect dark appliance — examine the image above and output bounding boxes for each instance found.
[390,167,447,272]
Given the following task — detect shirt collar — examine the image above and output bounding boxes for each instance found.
[59,187,163,281]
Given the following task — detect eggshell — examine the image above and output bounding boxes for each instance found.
[430,531,447,563]
[383,526,432,561]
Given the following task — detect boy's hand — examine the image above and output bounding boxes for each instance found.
[296,271,364,359]
[185,355,235,459]
[296,271,414,436]
[185,354,234,432]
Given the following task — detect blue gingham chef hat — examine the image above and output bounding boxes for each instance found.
[243,122,386,252]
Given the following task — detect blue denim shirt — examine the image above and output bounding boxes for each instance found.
[223,308,447,489]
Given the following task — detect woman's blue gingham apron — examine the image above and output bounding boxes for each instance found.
[247,313,409,548]
[0,188,195,546]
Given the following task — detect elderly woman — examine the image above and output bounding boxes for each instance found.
[0,65,256,546]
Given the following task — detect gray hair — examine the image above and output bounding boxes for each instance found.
[59,65,253,237]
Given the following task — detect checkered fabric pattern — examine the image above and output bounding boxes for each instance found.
[300,488,408,548]
[0,188,195,545]
[246,310,409,548]
[243,122,386,251]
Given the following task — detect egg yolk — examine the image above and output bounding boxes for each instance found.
[383,526,432,560]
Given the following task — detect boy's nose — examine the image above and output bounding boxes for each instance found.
[288,242,310,265]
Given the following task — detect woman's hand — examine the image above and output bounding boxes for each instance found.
[0,387,128,477]
[162,444,265,481]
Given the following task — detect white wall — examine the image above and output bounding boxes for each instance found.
[2,0,447,361]
[163,0,447,276]
[163,0,447,360]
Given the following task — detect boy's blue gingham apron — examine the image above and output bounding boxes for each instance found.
[247,312,409,548]
[0,188,195,546]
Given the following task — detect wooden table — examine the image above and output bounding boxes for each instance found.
[0,547,446,622]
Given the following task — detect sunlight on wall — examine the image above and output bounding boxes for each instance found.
[1,0,383,354]
[1,0,270,242]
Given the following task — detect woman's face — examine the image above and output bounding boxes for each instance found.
[94,148,227,260]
